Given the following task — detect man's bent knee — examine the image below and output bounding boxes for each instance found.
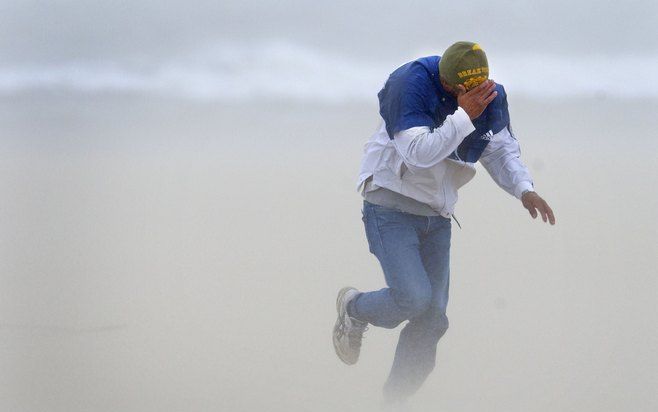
[410,309,449,336]
[392,287,432,320]
[424,312,449,341]
[434,313,449,337]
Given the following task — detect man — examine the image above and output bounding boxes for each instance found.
[332,41,555,404]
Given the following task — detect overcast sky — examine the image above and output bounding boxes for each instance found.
[1,0,656,65]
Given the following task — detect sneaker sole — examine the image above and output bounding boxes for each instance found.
[333,287,357,365]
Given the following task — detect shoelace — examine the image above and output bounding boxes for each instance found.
[348,325,368,348]
[338,319,368,348]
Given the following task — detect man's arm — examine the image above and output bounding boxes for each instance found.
[479,126,556,224]
[393,79,498,171]
[479,126,533,198]
[392,107,474,171]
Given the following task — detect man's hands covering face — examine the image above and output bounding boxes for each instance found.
[456,79,497,120]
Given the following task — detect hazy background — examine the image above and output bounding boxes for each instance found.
[1,1,657,411]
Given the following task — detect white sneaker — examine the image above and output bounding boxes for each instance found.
[332,286,368,365]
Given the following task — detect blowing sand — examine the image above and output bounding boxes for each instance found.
[1,94,657,411]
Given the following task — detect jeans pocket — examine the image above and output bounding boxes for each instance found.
[362,209,376,254]
[372,206,406,227]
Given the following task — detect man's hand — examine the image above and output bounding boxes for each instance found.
[521,191,556,225]
[456,79,498,120]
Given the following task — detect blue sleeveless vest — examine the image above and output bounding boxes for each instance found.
[378,55,510,163]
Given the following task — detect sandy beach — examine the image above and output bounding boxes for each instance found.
[1,92,657,411]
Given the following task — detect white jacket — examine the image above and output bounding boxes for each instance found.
[356,107,534,218]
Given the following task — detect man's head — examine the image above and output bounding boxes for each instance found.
[439,41,489,96]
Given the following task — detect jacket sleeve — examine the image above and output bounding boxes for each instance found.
[478,125,534,199]
[391,107,475,171]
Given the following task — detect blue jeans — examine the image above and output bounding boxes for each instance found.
[351,200,451,400]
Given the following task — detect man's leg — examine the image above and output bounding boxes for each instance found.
[350,201,433,329]
[383,215,452,401]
